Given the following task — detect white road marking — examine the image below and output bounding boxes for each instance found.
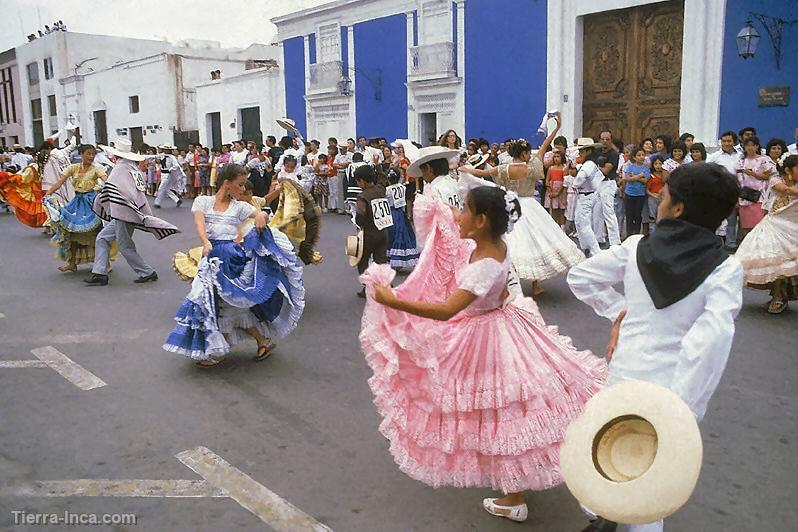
[0,360,47,368]
[176,446,333,532]
[0,312,6,318]
[0,479,227,498]
[30,346,106,391]
[1,329,148,346]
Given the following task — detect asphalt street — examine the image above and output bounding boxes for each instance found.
[0,199,796,532]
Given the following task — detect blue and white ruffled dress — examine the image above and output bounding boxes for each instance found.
[163,227,305,360]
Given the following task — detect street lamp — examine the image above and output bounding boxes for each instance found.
[736,20,759,60]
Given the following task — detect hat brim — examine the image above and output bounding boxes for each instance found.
[276,119,301,138]
[560,380,703,525]
[407,149,461,178]
[99,145,147,161]
[346,231,364,267]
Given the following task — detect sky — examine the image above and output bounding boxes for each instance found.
[1,0,331,52]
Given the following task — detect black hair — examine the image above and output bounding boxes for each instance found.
[780,154,798,175]
[278,136,293,149]
[327,137,338,145]
[310,139,320,147]
[352,152,364,162]
[243,180,254,193]
[283,155,297,167]
[720,130,738,143]
[318,153,328,163]
[641,137,654,149]
[630,145,645,157]
[77,144,96,154]
[671,141,687,158]
[465,186,522,239]
[507,139,532,159]
[354,164,377,184]
[654,134,673,153]
[553,135,568,148]
[765,138,788,159]
[738,126,756,138]
[357,135,367,142]
[650,154,666,167]
[38,140,55,152]
[266,135,276,144]
[612,139,624,152]
[478,138,490,148]
[689,142,707,161]
[679,132,694,142]
[666,163,740,231]
[217,163,248,187]
[742,135,761,152]
[420,157,449,177]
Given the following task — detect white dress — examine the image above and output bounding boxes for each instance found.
[462,160,585,281]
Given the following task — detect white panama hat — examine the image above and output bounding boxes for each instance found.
[406,146,461,178]
[467,152,491,167]
[97,138,146,162]
[574,137,603,150]
[344,231,364,267]
[560,380,703,525]
[276,117,301,138]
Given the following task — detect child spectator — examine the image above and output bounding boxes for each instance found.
[313,153,331,212]
[623,147,650,236]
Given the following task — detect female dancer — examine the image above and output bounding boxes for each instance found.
[736,154,798,314]
[462,113,584,295]
[163,164,305,368]
[44,144,108,272]
[360,186,606,523]
[0,164,48,228]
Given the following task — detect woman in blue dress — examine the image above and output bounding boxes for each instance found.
[44,144,108,272]
[163,163,305,368]
[384,165,419,270]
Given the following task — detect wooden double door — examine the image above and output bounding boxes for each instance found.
[582,0,684,145]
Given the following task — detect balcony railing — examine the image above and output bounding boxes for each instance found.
[309,61,343,93]
[409,42,456,81]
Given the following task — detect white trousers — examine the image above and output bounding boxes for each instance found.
[628,521,664,532]
[155,175,181,206]
[327,174,339,210]
[592,179,621,245]
[575,193,600,255]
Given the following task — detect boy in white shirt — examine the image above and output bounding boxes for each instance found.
[567,162,744,532]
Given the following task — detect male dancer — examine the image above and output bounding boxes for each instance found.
[571,138,605,256]
[567,162,743,532]
[154,145,184,209]
[85,139,179,286]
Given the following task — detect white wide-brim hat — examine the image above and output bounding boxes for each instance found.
[406,146,461,178]
[98,139,146,161]
[560,380,703,525]
[158,144,178,151]
[467,153,491,167]
[276,117,301,138]
[574,137,603,150]
[345,231,364,267]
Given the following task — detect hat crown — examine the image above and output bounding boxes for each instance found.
[114,138,135,153]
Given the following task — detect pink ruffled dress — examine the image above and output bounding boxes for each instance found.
[359,194,607,494]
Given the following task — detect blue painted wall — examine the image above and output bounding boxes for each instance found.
[719,0,798,144]
[308,34,317,64]
[341,26,349,73]
[465,0,547,142]
[283,37,307,137]
[354,14,408,140]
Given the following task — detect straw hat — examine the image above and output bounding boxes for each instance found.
[158,144,178,151]
[467,153,491,168]
[276,117,301,138]
[98,138,146,161]
[560,380,702,525]
[172,247,204,282]
[345,231,364,267]
[406,146,461,178]
[574,137,602,150]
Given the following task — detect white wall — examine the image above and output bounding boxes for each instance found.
[195,67,285,147]
[0,53,26,146]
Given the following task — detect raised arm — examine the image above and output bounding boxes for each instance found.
[45,173,70,196]
[462,165,499,179]
[536,112,562,162]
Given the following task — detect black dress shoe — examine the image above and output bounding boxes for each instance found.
[84,273,109,286]
[176,199,183,208]
[134,272,158,283]
[582,517,618,532]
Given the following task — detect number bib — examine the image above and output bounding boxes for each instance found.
[132,170,146,192]
[371,198,394,230]
[386,184,407,208]
[445,192,461,209]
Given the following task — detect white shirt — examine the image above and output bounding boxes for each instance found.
[498,152,513,165]
[275,147,303,172]
[423,174,461,208]
[567,235,744,420]
[357,145,383,164]
[788,142,797,155]
[707,149,739,175]
[11,152,33,169]
[572,160,603,193]
[191,195,255,241]
[230,149,248,166]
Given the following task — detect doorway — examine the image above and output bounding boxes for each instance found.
[93,110,108,145]
[129,127,144,151]
[582,0,684,144]
[239,107,261,145]
[207,112,222,149]
[419,113,437,146]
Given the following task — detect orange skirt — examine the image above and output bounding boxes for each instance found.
[0,169,48,227]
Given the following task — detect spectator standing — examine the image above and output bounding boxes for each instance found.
[645,155,666,234]
[736,136,776,242]
[708,131,741,249]
[593,130,621,247]
[623,146,650,236]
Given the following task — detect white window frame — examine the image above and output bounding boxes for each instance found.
[419,0,452,45]
[315,22,342,64]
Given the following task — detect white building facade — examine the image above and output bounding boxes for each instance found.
[0,48,26,147]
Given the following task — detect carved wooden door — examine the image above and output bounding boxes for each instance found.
[582,1,684,145]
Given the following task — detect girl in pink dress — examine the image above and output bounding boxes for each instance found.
[360,186,607,524]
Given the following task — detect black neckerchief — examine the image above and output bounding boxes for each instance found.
[636,218,729,309]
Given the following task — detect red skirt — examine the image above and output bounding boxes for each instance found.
[739,203,765,229]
